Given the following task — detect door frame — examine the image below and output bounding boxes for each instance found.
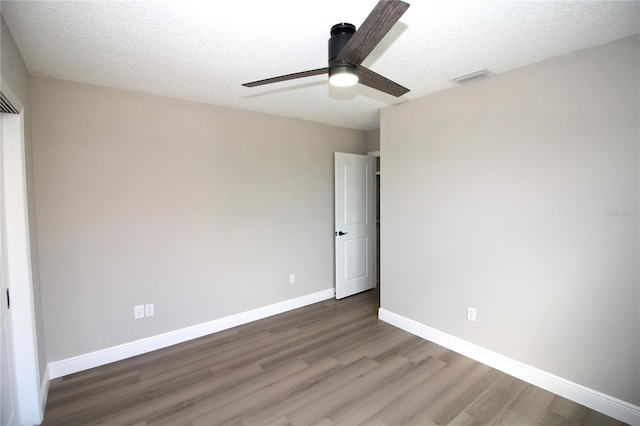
[367,150,380,288]
[1,80,44,424]
[334,152,376,299]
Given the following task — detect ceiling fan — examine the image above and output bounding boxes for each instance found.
[242,0,410,97]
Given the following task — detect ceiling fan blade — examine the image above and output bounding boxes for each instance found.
[357,66,409,97]
[337,0,410,66]
[242,68,328,87]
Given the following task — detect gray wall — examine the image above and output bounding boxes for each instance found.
[380,35,639,405]
[1,15,47,380]
[366,129,380,152]
[31,76,366,361]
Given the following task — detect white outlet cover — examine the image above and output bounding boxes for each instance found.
[134,305,145,319]
[467,307,477,322]
[145,304,154,317]
[289,274,295,284]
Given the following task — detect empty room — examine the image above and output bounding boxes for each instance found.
[0,1,638,425]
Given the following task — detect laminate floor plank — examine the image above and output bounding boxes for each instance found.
[298,322,395,367]
[507,384,558,423]
[103,359,307,426]
[364,354,481,425]
[256,315,378,370]
[394,338,440,364]
[45,370,141,408]
[334,325,416,365]
[226,357,344,423]
[449,411,482,426]
[135,329,283,381]
[409,365,502,425]
[55,327,242,389]
[190,357,347,426]
[240,357,380,426]
[328,356,448,425]
[285,355,414,425]
[95,363,267,426]
[462,374,529,423]
[42,289,628,425]
[46,368,216,426]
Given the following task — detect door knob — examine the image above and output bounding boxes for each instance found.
[338,231,348,236]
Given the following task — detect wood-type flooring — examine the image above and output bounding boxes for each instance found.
[42,289,627,425]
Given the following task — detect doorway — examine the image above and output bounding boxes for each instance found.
[0,84,44,425]
[333,151,380,300]
[334,153,376,299]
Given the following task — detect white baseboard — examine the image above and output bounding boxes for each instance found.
[48,288,335,379]
[378,308,640,426]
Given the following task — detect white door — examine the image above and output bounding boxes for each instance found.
[335,153,375,299]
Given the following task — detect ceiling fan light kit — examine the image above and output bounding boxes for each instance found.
[242,0,410,97]
[329,66,359,87]
[328,23,359,87]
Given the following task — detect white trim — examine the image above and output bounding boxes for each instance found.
[1,80,44,425]
[40,365,50,418]
[48,288,335,379]
[366,151,380,285]
[378,308,640,426]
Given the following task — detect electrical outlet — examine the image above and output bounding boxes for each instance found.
[145,304,154,317]
[289,273,296,284]
[467,306,477,322]
[134,305,145,319]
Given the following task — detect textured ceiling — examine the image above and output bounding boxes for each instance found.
[2,0,639,130]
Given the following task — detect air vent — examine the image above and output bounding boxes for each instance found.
[0,91,19,114]
[451,69,492,85]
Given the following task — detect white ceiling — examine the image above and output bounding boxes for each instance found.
[2,1,639,130]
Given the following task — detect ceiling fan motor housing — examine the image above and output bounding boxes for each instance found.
[328,23,357,74]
